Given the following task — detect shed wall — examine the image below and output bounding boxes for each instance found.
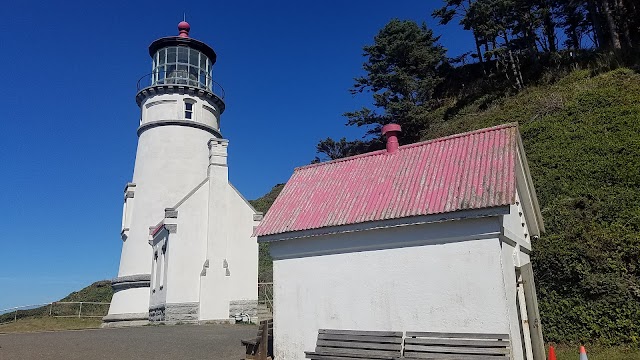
[270,219,510,360]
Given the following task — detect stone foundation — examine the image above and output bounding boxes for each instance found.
[159,302,199,324]
[102,312,150,328]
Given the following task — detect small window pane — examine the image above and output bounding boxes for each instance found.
[166,65,177,83]
[167,47,177,63]
[159,49,166,64]
[178,47,188,63]
[185,103,193,111]
[199,70,206,88]
[177,65,188,83]
[158,66,166,83]
[189,49,199,66]
[198,55,206,71]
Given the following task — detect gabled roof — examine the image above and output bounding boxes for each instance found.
[255,123,529,238]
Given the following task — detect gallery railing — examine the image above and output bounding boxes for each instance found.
[136,70,225,99]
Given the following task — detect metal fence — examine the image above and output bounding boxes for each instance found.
[0,302,110,324]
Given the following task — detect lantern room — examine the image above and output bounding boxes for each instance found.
[136,21,225,111]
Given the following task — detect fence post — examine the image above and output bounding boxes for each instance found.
[14,309,18,323]
[78,302,83,318]
[49,302,53,316]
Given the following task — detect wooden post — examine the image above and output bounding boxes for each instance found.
[49,303,53,316]
[520,263,546,360]
[517,274,535,360]
[78,302,83,318]
[260,321,268,360]
[14,309,17,323]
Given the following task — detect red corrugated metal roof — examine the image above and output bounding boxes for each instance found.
[255,123,519,237]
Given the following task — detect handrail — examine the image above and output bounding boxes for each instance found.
[136,71,225,99]
[0,303,52,314]
[0,301,111,323]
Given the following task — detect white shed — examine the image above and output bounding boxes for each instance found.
[255,123,546,360]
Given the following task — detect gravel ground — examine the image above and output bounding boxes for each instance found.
[0,323,256,360]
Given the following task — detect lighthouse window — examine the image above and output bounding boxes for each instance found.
[184,101,194,119]
[189,49,199,66]
[152,46,212,90]
[178,47,188,63]
[167,47,177,63]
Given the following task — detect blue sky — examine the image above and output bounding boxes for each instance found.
[0,0,474,310]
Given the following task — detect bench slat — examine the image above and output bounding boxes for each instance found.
[306,352,392,360]
[405,332,509,340]
[405,338,510,348]
[320,329,403,337]
[316,340,402,351]
[319,334,404,344]
[241,338,259,346]
[316,347,401,358]
[403,353,509,360]
[404,345,510,355]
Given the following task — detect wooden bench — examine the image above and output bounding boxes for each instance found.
[305,329,403,360]
[241,319,273,360]
[401,332,511,359]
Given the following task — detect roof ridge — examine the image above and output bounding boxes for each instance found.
[295,122,518,171]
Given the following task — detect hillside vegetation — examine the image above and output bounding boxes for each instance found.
[252,68,640,345]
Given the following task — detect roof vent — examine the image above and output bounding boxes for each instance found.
[382,124,402,154]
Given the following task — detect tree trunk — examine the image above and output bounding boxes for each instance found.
[602,0,622,50]
[543,6,557,52]
[503,32,523,90]
[616,0,633,49]
[472,30,486,74]
[586,0,607,49]
[570,27,580,50]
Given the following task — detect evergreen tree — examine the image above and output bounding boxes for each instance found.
[316,19,448,161]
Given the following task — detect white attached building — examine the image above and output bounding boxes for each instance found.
[255,123,546,360]
[103,22,260,327]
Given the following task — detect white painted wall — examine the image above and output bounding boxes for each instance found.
[109,90,221,320]
[198,154,259,321]
[224,185,260,304]
[107,287,151,315]
[268,218,512,360]
[149,229,169,308]
[500,240,525,360]
[164,180,209,306]
[141,93,221,129]
[500,188,543,360]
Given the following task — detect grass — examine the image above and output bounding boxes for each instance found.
[554,344,640,359]
[0,317,102,334]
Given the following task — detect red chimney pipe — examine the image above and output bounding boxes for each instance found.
[382,124,402,154]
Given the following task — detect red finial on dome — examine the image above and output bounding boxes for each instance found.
[178,21,190,38]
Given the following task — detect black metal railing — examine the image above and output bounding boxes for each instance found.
[137,71,225,99]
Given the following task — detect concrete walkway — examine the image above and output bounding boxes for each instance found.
[0,324,256,360]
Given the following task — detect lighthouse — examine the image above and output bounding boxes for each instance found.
[103,22,261,327]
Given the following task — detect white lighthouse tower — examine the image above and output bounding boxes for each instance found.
[104,22,261,327]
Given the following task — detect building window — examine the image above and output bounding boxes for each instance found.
[160,243,167,290]
[185,101,194,119]
[152,251,158,292]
